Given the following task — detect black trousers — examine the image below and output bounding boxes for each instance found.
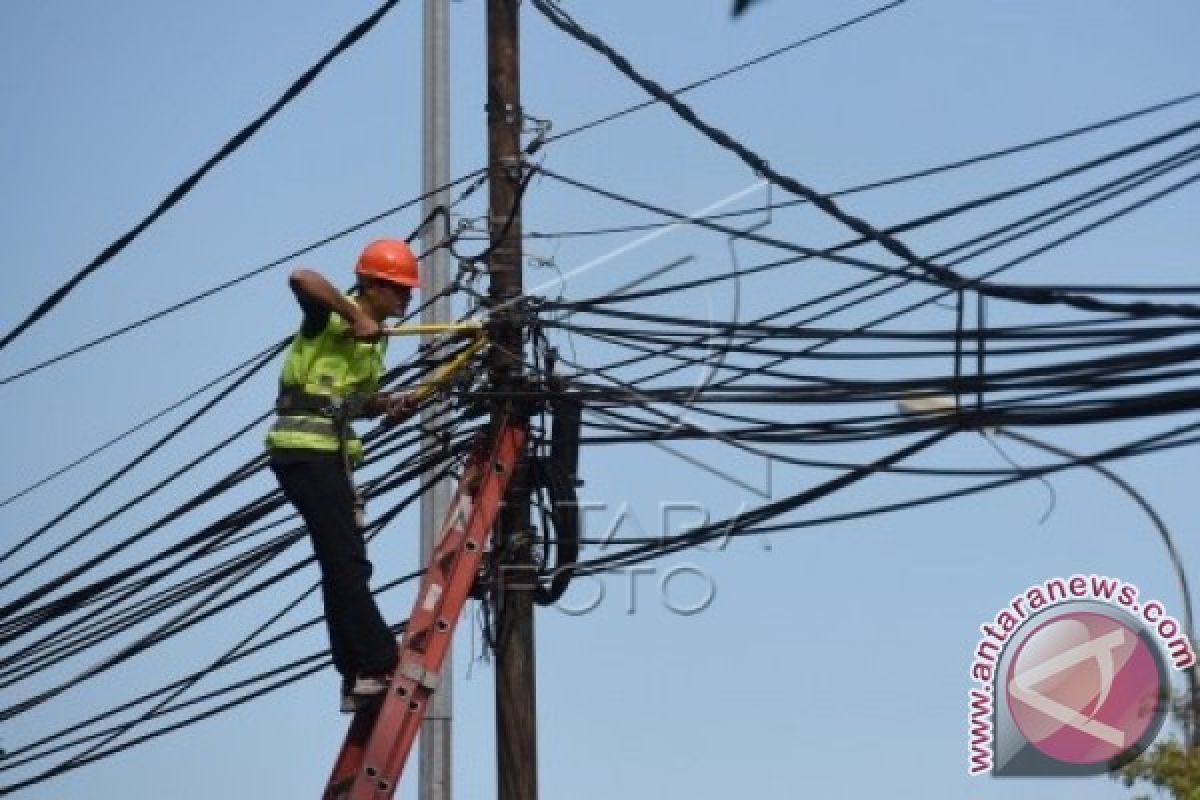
[270,455,397,678]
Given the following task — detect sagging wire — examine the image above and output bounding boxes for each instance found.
[0,0,409,355]
[531,0,1200,321]
[0,207,486,602]
[0,169,487,389]
[0,227,501,786]
[541,146,1200,407]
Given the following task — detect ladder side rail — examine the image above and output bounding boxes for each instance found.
[322,421,526,800]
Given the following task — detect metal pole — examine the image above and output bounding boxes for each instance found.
[418,1,454,798]
[995,429,1199,748]
[897,395,1198,746]
[486,1,538,798]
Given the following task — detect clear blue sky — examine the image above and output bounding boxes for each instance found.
[1,1,1198,798]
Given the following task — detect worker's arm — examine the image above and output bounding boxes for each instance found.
[360,391,418,420]
[288,269,381,340]
[357,391,419,423]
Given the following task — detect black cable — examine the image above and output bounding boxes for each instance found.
[547,140,1200,327]
[0,177,494,788]
[0,340,285,509]
[566,418,1200,565]
[530,371,581,605]
[23,453,457,774]
[535,303,1200,453]
[575,428,955,574]
[531,92,1200,244]
[556,319,1192,360]
[0,390,465,653]
[0,654,330,796]
[0,444,462,723]
[0,527,303,684]
[0,269,470,620]
[0,0,406,354]
[538,139,1200,320]
[532,0,1200,322]
[0,339,286,578]
[0,328,477,681]
[546,0,911,143]
[0,394,458,672]
[543,154,1200,401]
[0,443,463,783]
[0,169,485,388]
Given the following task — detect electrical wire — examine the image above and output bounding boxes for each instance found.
[0,169,486,388]
[0,0,408,354]
[532,0,1200,321]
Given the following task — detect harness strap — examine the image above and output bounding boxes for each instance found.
[276,386,370,417]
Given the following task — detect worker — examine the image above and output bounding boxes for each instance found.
[265,238,421,713]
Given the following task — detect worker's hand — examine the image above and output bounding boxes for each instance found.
[449,322,484,340]
[383,392,420,423]
[349,313,383,342]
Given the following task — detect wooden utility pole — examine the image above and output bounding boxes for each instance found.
[486,1,538,800]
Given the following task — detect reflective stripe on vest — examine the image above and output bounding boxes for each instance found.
[271,415,340,437]
[266,414,364,460]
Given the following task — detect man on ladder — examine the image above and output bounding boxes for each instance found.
[265,239,421,713]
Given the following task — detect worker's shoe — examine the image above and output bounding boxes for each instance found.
[340,686,363,714]
[339,674,390,714]
[351,672,390,696]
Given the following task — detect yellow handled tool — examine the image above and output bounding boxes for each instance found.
[381,321,484,337]
[408,335,488,404]
[380,319,488,403]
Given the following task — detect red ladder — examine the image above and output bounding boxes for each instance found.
[322,420,527,800]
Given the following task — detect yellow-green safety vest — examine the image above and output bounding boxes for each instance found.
[264,300,387,463]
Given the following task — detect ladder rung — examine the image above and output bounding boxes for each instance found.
[397,662,439,690]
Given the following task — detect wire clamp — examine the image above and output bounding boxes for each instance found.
[522,112,553,154]
[484,101,521,125]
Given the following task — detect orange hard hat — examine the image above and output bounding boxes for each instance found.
[355,239,420,289]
